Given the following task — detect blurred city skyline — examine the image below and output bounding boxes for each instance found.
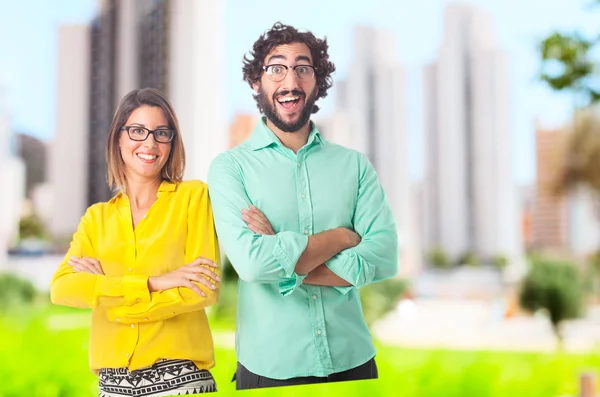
[0,0,599,185]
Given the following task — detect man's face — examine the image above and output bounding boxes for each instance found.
[253,42,318,133]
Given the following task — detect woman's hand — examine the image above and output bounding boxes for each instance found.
[148,257,220,296]
[69,256,104,275]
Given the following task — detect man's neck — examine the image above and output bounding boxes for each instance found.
[265,118,312,154]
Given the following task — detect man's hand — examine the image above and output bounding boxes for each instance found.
[148,257,220,297]
[69,256,104,275]
[242,205,275,235]
[242,205,362,247]
[343,228,362,248]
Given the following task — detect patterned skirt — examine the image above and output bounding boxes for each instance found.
[98,359,216,396]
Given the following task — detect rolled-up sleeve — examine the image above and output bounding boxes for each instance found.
[326,153,399,294]
[208,153,308,289]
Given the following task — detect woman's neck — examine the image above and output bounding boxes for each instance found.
[124,174,162,210]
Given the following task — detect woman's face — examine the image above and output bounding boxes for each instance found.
[118,105,172,181]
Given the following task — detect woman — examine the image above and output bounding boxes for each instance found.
[50,88,221,396]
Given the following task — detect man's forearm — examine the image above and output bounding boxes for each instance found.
[303,264,352,287]
[294,228,356,275]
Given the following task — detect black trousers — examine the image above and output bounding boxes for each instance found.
[234,357,378,390]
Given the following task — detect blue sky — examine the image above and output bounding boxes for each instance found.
[0,0,598,183]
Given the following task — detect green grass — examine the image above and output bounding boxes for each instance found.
[0,305,598,397]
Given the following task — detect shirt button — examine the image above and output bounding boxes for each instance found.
[304,230,309,235]
[143,214,147,218]
[116,318,120,322]
[317,330,322,335]
[136,298,140,302]
[131,324,135,328]
[128,268,133,272]
[312,295,317,300]
[144,318,148,321]
[126,353,130,357]
[129,240,133,244]
[297,162,301,167]
[301,194,306,199]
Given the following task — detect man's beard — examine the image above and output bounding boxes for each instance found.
[256,86,317,133]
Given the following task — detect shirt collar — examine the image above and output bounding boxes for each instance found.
[109,180,177,206]
[248,116,323,151]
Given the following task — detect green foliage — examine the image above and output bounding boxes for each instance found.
[210,255,238,323]
[211,281,238,324]
[360,278,408,326]
[537,3,600,209]
[19,213,48,240]
[456,251,479,267]
[539,32,598,102]
[491,254,508,270]
[428,248,451,269]
[221,255,239,282]
[0,273,36,312]
[519,260,585,346]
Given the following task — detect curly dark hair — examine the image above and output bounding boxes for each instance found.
[242,22,336,114]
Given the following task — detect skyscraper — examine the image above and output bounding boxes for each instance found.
[168,0,225,181]
[0,89,25,264]
[333,26,420,276]
[50,24,91,239]
[51,0,225,237]
[424,4,524,270]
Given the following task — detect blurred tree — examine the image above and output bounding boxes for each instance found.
[360,278,409,326]
[19,214,47,240]
[456,251,479,267]
[0,273,36,312]
[491,254,508,270]
[211,255,238,323]
[519,260,584,349]
[427,247,451,269]
[221,255,239,281]
[539,2,600,275]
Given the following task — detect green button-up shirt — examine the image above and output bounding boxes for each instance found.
[207,117,399,379]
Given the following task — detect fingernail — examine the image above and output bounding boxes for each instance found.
[216,276,221,281]
[211,285,216,289]
[70,256,77,260]
[201,292,206,296]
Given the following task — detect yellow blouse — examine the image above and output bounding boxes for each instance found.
[50,180,221,373]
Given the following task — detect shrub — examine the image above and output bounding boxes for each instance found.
[428,248,451,269]
[0,273,37,312]
[360,278,409,326]
[519,260,585,348]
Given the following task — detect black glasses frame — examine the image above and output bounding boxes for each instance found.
[121,126,175,143]
[262,64,318,82]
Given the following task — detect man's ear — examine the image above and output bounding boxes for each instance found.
[252,81,260,93]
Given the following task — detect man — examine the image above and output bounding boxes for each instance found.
[207,22,399,390]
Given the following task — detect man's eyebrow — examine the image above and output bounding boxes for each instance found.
[266,54,286,64]
[295,55,312,63]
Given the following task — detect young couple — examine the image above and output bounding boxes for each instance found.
[51,22,398,396]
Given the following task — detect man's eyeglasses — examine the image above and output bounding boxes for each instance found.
[262,64,317,82]
[121,126,175,143]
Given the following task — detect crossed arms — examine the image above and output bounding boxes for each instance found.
[207,152,399,295]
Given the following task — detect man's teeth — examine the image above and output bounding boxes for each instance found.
[278,96,299,103]
[137,154,157,160]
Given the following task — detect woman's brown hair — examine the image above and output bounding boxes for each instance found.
[105,88,185,192]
